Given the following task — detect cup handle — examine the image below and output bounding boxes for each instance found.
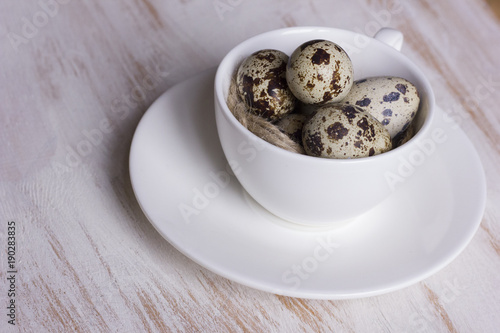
[374,28,404,52]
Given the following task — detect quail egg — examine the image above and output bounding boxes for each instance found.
[302,104,392,158]
[295,101,319,117]
[286,40,353,105]
[342,76,420,138]
[276,113,308,144]
[236,49,297,121]
[392,120,415,148]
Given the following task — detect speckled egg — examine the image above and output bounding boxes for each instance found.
[286,40,353,105]
[392,120,415,148]
[236,49,297,121]
[295,101,319,117]
[276,113,308,144]
[342,76,420,138]
[302,104,392,159]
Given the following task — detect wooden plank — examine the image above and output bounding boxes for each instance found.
[1,0,499,331]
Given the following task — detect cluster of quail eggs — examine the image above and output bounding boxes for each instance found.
[235,39,420,159]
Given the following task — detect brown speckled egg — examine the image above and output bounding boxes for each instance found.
[295,101,319,117]
[342,76,420,138]
[236,49,297,121]
[286,40,353,105]
[302,104,392,159]
[392,120,415,148]
[276,113,308,144]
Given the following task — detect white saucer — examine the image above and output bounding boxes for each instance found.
[129,68,486,299]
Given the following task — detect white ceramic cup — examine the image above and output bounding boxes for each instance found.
[214,27,435,226]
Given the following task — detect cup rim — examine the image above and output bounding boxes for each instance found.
[215,26,436,165]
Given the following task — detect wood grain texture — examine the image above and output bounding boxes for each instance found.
[1,0,499,332]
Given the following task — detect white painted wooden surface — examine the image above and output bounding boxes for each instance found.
[1,0,499,331]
